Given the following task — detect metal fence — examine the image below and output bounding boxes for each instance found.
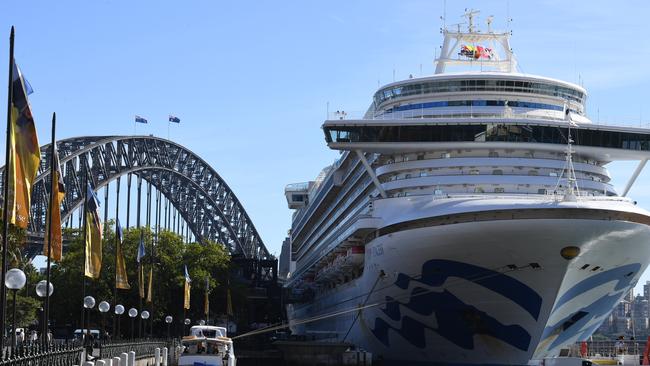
[99,339,176,360]
[0,342,83,365]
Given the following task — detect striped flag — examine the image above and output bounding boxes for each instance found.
[115,219,130,289]
[8,62,41,228]
[135,115,148,124]
[43,141,65,261]
[168,115,180,123]
[84,183,103,278]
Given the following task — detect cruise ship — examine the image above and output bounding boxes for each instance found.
[282,11,650,365]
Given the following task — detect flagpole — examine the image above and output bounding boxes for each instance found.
[113,176,121,339]
[0,25,15,356]
[81,164,89,337]
[43,112,56,349]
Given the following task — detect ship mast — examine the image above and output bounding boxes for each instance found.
[435,9,517,74]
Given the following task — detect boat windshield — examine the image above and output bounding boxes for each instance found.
[182,339,230,356]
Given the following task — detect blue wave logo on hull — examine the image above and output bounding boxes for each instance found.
[371,259,542,351]
[540,263,640,350]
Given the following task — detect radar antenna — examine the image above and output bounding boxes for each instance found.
[463,8,480,33]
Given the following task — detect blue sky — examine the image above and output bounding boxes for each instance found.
[1,0,650,291]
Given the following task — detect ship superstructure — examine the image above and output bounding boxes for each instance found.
[283,11,650,365]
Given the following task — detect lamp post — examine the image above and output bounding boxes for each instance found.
[128,308,138,340]
[140,311,150,338]
[165,316,173,339]
[98,301,110,341]
[35,280,53,346]
[5,269,26,354]
[184,318,190,336]
[83,296,95,341]
[114,305,124,340]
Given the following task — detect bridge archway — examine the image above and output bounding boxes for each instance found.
[5,136,269,259]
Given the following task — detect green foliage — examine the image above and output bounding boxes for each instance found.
[48,225,231,336]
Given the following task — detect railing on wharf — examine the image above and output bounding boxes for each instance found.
[99,338,178,360]
[0,342,83,365]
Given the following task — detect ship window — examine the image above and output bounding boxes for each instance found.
[474,187,484,193]
[291,194,305,202]
[538,189,547,194]
[528,170,539,176]
[489,151,499,157]
[469,169,480,175]
[494,187,505,193]
[492,169,503,175]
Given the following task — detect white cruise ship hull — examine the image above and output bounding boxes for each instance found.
[287,197,650,365]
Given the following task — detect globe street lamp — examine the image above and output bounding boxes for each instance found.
[165,316,173,339]
[35,280,53,346]
[114,305,124,340]
[184,318,190,336]
[128,308,138,340]
[83,296,95,341]
[5,269,26,353]
[140,311,150,338]
[98,301,110,341]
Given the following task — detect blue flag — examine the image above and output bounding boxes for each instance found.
[116,218,123,243]
[135,115,148,124]
[137,234,146,263]
[184,264,191,283]
[168,115,180,123]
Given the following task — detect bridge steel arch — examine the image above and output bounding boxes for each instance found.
[3,136,270,260]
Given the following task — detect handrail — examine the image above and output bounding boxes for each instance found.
[99,338,176,360]
[0,341,83,365]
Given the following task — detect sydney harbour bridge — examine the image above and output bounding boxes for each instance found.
[0,135,272,264]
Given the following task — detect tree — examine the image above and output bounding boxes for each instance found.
[49,224,231,337]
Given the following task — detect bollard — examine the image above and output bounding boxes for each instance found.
[96,360,106,366]
[128,351,136,366]
[162,347,168,366]
[120,352,128,366]
[113,357,121,366]
[155,347,161,366]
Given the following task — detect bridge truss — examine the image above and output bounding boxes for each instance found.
[1,136,270,259]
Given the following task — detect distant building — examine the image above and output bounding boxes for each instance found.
[279,237,291,280]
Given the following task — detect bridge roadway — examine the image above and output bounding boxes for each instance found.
[0,135,271,260]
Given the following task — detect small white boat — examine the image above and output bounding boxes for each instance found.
[178,325,236,366]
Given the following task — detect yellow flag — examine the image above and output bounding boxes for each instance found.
[184,281,191,310]
[115,219,130,290]
[43,142,64,261]
[8,63,41,229]
[84,184,102,279]
[146,267,153,303]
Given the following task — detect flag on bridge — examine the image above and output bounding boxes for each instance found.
[44,140,65,261]
[168,115,180,123]
[184,265,191,310]
[115,219,130,289]
[84,183,103,278]
[8,62,41,229]
[135,115,148,124]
